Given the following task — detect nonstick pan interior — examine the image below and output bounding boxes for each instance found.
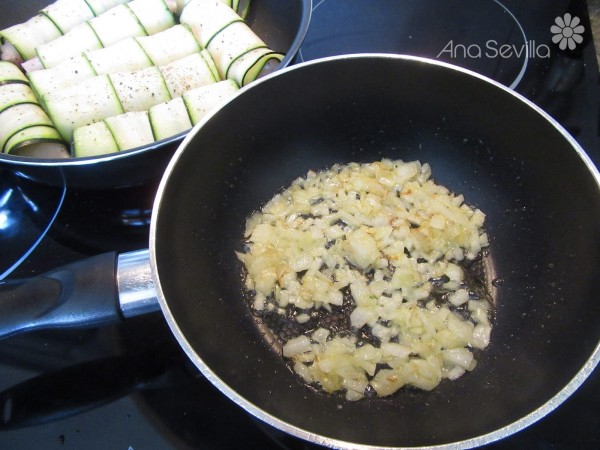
[151,55,600,448]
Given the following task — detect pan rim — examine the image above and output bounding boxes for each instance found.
[149,53,600,449]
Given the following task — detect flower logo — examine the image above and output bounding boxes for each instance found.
[551,13,585,50]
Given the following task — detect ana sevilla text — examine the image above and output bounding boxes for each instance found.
[437,40,551,59]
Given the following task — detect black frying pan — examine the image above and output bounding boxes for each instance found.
[1,54,599,448]
[0,0,312,189]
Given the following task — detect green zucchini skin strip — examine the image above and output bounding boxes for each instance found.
[2,0,264,158]
[206,20,267,79]
[44,48,218,141]
[33,0,176,69]
[182,78,238,124]
[227,49,283,86]
[72,120,119,157]
[105,110,155,150]
[236,0,251,19]
[0,74,68,155]
[199,49,221,82]
[72,78,240,155]
[181,0,281,83]
[204,19,244,49]
[127,0,175,36]
[173,0,251,16]
[0,79,29,87]
[30,23,203,102]
[224,46,269,81]
[86,37,151,75]
[83,0,130,16]
[43,74,125,141]
[0,102,55,153]
[111,66,172,112]
[243,53,283,85]
[40,0,96,35]
[38,13,65,37]
[36,21,103,69]
[0,61,29,85]
[136,24,201,66]
[179,0,242,47]
[0,15,62,62]
[28,55,97,101]
[0,0,130,62]
[0,83,40,114]
[4,125,67,156]
[160,51,217,98]
[124,3,150,36]
[149,96,192,140]
[89,3,147,47]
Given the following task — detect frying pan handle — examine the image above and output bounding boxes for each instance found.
[0,250,160,340]
[116,249,160,318]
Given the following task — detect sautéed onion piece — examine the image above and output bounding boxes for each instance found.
[237,159,492,401]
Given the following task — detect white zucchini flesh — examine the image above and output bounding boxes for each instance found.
[127,0,175,35]
[43,74,124,140]
[0,61,29,84]
[72,120,119,156]
[28,55,97,100]
[0,0,128,64]
[88,4,146,47]
[207,20,266,79]
[182,78,238,124]
[41,0,95,34]
[179,0,242,47]
[173,0,247,17]
[0,103,55,152]
[30,23,203,97]
[0,15,62,63]
[34,0,175,70]
[0,83,39,114]
[110,66,171,111]
[5,125,68,157]
[84,0,131,16]
[149,96,192,140]
[36,22,102,69]
[104,110,155,150]
[0,62,68,156]
[160,51,217,98]
[71,69,238,154]
[227,47,283,86]
[87,38,151,74]
[136,24,201,66]
[0,0,260,158]
[44,47,221,142]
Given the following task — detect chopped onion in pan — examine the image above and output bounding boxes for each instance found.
[238,159,492,400]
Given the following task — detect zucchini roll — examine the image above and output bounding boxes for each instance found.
[0,60,68,157]
[73,79,239,156]
[0,0,129,64]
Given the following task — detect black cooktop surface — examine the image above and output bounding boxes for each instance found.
[1,1,598,449]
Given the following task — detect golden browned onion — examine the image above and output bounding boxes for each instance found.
[238,159,492,401]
